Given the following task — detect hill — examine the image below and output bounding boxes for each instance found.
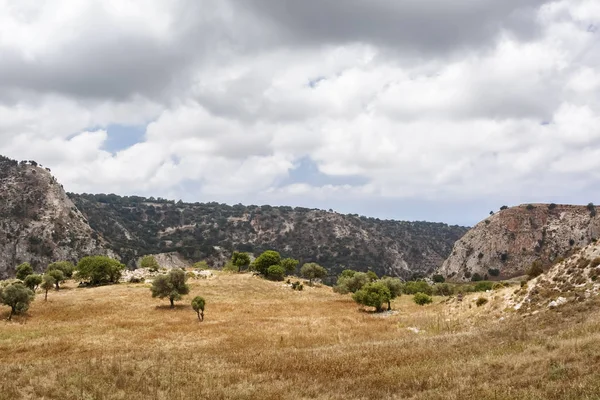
[69,193,468,278]
[438,204,600,281]
[0,156,112,278]
[2,272,600,399]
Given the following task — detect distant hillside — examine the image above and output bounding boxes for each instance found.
[69,193,468,278]
[0,156,112,278]
[438,204,600,281]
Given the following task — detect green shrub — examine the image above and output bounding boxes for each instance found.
[403,281,433,295]
[16,263,34,281]
[476,297,488,307]
[191,296,206,321]
[252,251,281,275]
[193,261,209,270]
[433,283,454,296]
[46,269,65,290]
[231,252,251,271]
[413,292,433,306]
[266,265,285,281]
[366,271,378,282]
[23,274,43,291]
[281,258,299,275]
[471,273,483,282]
[300,263,328,285]
[474,281,494,292]
[432,274,445,283]
[151,269,190,308]
[0,282,35,320]
[334,272,369,294]
[47,261,75,278]
[76,256,125,285]
[488,268,500,277]
[291,281,304,291]
[140,255,160,272]
[41,274,55,301]
[352,282,391,312]
[222,262,239,273]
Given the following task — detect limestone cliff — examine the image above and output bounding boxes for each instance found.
[438,204,600,281]
[0,156,112,278]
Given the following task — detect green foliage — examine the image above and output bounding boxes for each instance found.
[266,265,285,281]
[191,296,206,321]
[433,283,454,296]
[476,297,488,307]
[379,277,403,309]
[471,273,483,282]
[281,258,299,275]
[222,261,239,273]
[193,261,209,270]
[24,274,43,291]
[252,251,281,275]
[140,255,160,272]
[16,263,33,281]
[151,269,190,308]
[366,271,378,282]
[474,281,494,292]
[76,256,125,286]
[41,274,56,301]
[47,261,75,278]
[432,274,445,283]
[300,263,328,285]
[232,252,251,270]
[352,282,391,312]
[527,261,544,279]
[413,292,433,306]
[0,282,35,320]
[339,270,357,279]
[46,270,65,290]
[333,271,369,294]
[526,204,535,210]
[291,281,304,291]
[403,281,433,296]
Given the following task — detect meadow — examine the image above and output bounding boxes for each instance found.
[1,272,600,400]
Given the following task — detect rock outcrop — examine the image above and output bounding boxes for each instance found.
[438,204,600,281]
[0,156,113,278]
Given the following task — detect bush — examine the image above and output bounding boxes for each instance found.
[473,281,494,292]
[140,255,160,272]
[432,274,445,283]
[488,268,500,277]
[266,265,285,281]
[300,263,328,285]
[471,273,483,282]
[527,261,544,279]
[129,276,145,284]
[76,256,125,285]
[500,206,509,210]
[193,261,209,270]
[16,263,34,281]
[403,281,433,295]
[151,269,190,308]
[291,281,304,291]
[24,274,43,291]
[191,296,206,321]
[232,252,251,271]
[352,282,391,312]
[380,277,403,310]
[0,282,35,320]
[548,203,557,210]
[366,271,378,282]
[476,297,488,307]
[252,251,281,275]
[46,269,65,290]
[413,292,433,306]
[281,258,300,275]
[526,204,535,210]
[433,283,454,296]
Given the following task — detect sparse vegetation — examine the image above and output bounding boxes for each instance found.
[413,292,433,306]
[476,297,488,307]
[150,269,190,308]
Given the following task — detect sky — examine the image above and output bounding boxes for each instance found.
[0,0,599,226]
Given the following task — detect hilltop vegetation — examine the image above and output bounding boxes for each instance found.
[70,192,468,278]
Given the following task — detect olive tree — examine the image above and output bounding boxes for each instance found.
[231,252,251,271]
[380,277,403,310]
[333,271,369,294]
[16,263,34,281]
[46,269,65,291]
[191,296,206,321]
[0,283,35,320]
[76,256,125,285]
[300,263,328,285]
[281,258,299,275]
[47,261,75,278]
[352,282,391,313]
[41,274,56,301]
[24,274,43,291]
[151,269,190,308]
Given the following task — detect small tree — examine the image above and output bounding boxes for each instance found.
[352,282,391,312]
[16,263,34,281]
[47,270,65,291]
[0,283,35,320]
[380,277,403,310]
[76,256,125,285]
[432,274,445,283]
[151,269,190,308]
[41,274,56,301]
[193,261,209,270]
[47,261,75,278]
[232,252,251,271]
[266,265,285,281]
[191,296,206,321]
[413,292,433,306]
[24,274,43,291]
[140,255,160,272]
[300,263,328,285]
[252,251,281,275]
[281,258,299,275]
[334,271,369,294]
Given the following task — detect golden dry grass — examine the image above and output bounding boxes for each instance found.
[1,272,600,399]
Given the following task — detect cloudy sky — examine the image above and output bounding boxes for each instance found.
[1,0,599,225]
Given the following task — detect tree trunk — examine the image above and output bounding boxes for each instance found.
[200,311,204,322]
[197,311,201,321]
[170,298,174,309]
[8,307,14,321]
[388,300,392,311]
[55,282,60,291]
[45,289,48,301]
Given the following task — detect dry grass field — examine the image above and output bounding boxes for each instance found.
[2,272,600,399]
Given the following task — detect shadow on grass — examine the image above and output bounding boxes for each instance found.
[154,304,190,311]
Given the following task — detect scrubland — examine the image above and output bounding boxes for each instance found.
[1,272,600,399]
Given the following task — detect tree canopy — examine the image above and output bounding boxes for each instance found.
[16,263,34,281]
[76,256,125,285]
[352,282,391,312]
[191,296,206,321]
[300,263,328,285]
[151,269,190,308]
[252,251,281,275]
[0,282,35,320]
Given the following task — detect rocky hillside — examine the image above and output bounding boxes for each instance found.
[69,193,468,278]
[0,156,112,278]
[438,204,600,281]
